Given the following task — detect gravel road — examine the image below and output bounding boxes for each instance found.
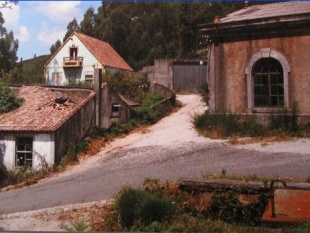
[0,94,309,215]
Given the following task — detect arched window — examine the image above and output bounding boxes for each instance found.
[245,48,290,113]
[253,58,284,107]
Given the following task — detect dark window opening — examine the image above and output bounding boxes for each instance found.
[16,137,33,166]
[70,47,78,59]
[253,58,284,107]
[112,103,121,112]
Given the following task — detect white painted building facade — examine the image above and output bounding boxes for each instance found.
[44,31,133,86]
[1,133,55,170]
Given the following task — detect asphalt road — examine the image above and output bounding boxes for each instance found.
[0,94,309,214]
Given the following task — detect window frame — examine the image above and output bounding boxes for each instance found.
[245,48,290,113]
[15,136,33,167]
[253,58,284,108]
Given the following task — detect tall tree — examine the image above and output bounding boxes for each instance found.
[0,12,18,74]
[80,7,96,37]
[50,39,62,54]
[63,18,79,42]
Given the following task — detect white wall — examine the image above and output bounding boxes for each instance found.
[45,34,103,85]
[0,133,55,170]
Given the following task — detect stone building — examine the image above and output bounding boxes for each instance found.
[200,1,310,121]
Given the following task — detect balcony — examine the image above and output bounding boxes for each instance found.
[63,57,83,67]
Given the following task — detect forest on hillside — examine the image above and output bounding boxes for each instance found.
[51,2,245,71]
[1,2,247,85]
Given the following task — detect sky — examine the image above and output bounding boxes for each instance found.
[1,1,102,61]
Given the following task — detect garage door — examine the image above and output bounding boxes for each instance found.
[173,62,207,93]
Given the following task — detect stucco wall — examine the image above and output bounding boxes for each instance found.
[210,34,310,114]
[45,34,103,85]
[0,133,54,170]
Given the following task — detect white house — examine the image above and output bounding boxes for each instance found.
[0,86,95,170]
[44,31,133,86]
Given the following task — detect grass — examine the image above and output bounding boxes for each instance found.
[203,171,309,184]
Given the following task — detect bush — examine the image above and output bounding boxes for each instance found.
[133,93,166,124]
[103,71,150,103]
[115,187,176,229]
[0,81,24,114]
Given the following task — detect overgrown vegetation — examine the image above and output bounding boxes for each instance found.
[194,105,310,139]
[0,81,24,114]
[93,179,291,232]
[103,71,150,103]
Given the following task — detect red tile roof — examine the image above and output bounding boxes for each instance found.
[74,32,133,71]
[0,86,95,132]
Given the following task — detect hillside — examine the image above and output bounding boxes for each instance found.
[20,54,50,85]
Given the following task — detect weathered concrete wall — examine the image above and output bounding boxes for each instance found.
[144,59,174,89]
[210,34,310,115]
[54,94,95,164]
[100,86,133,128]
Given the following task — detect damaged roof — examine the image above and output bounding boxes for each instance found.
[0,86,95,132]
[220,1,310,23]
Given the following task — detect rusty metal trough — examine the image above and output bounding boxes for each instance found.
[262,178,310,225]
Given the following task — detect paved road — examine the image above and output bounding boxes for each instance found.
[0,94,309,214]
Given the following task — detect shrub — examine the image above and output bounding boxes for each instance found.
[0,81,24,114]
[88,125,110,139]
[132,93,166,124]
[103,71,150,103]
[115,187,176,229]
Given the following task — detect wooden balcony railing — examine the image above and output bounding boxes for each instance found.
[63,57,83,67]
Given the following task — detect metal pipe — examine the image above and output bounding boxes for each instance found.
[270,178,287,218]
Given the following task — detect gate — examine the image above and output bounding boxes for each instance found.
[173,61,207,93]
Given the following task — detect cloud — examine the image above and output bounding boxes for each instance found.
[37,22,65,46]
[17,26,29,42]
[34,1,82,23]
[1,1,20,31]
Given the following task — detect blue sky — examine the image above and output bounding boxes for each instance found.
[1,1,102,61]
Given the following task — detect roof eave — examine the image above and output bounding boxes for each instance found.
[200,13,310,35]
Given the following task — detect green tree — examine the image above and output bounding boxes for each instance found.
[0,81,24,113]
[50,39,62,54]
[80,7,96,37]
[0,12,19,74]
[63,17,79,42]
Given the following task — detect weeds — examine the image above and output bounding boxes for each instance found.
[96,179,274,232]
[65,220,88,232]
[194,109,310,139]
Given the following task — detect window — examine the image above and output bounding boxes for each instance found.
[245,48,290,112]
[85,74,94,85]
[70,47,78,59]
[52,72,62,85]
[111,103,121,115]
[16,137,33,166]
[253,58,284,107]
